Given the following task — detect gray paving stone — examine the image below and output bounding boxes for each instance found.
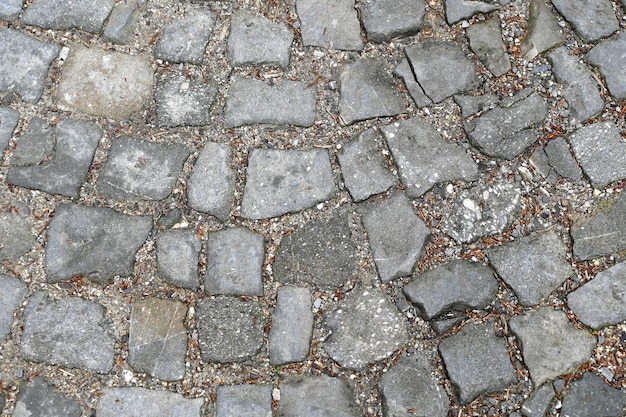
[360,0,426,42]
[156,228,201,289]
[394,58,433,108]
[487,230,573,306]
[103,0,140,44]
[381,117,478,198]
[438,322,517,404]
[550,0,618,42]
[521,0,566,61]
[7,118,102,198]
[96,387,203,417]
[227,11,293,69]
[0,274,26,340]
[322,287,409,370]
[205,227,264,296]
[587,30,626,101]
[14,377,81,417]
[338,58,406,125]
[467,18,511,77]
[454,93,498,118]
[0,0,22,20]
[279,375,361,417]
[568,260,626,329]
[195,297,264,363]
[273,207,357,289]
[509,307,596,387]
[444,0,498,24]
[0,28,60,103]
[22,0,114,33]
[560,372,626,417]
[269,286,313,365]
[156,77,217,127]
[360,192,430,283]
[98,136,190,201]
[216,385,272,417]
[0,107,19,152]
[520,383,555,417]
[378,352,450,417]
[240,148,334,219]
[404,260,499,319]
[46,204,152,283]
[0,210,36,263]
[431,316,464,334]
[530,145,558,184]
[57,46,153,120]
[20,291,115,373]
[154,9,216,64]
[543,137,583,181]
[337,129,398,202]
[295,0,363,51]
[224,78,316,128]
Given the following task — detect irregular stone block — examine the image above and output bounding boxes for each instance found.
[543,137,583,181]
[550,0,618,42]
[154,9,216,64]
[560,372,626,417]
[445,0,497,24]
[9,118,56,166]
[520,383,555,417]
[0,107,19,152]
[156,77,217,127]
[296,0,363,51]
[96,387,203,417]
[360,0,426,42]
[454,93,498,118]
[14,377,81,417]
[0,0,22,20]
[467,17,511,77]
[522,0,565,61]
[216,385,272,417]
[103,0,140,44]
[587,31,626,101]
[0,209,36,263]
[269,286,313,364]
[394,58,433,108]
[279,375,361,417]
[530,145,558,184]
[22,0,114,33]
[156,228,201,289]
[0,274,26,339]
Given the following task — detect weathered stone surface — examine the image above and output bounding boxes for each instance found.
[0,107,19,151]
[360,192,430,283]
[46,204,152,283]
[338,58,406,125]
[0,274,26,339]
[156,77,217,127]
[550,0,618,42]
[96,388,203,417]
[22,0,114,33]
[509,307,596,387]
[530,145,558,184]
[543,137,583,181]
[444,0,497,24]
[454,93,498,118]
[156,228,201,289]
[216,385,272,417]
[98,136,190,200]
[404,260,499,319]
[520,383,555,417]
[379,352,450,417]
[21,291,115,373]
[568,260,626,329]
[154,9,216,64]
[323,287,409,370]
[0,210,35,263]
[560,372,626,417]
[587,31,626,101]
[240,148,334,219]
[103,0,140,44]
[9,118,54,166]
[205,227,264,296]
[296,0,363,50]
[269,286,313,364]
[381,117,478,198]
[14,377,81,417]
[228,11,293,68]
[467,18,511,77]
[439,322,517,404]
[521,0,565,61]
[224,78,316,128]
[394,58,433,107]
[0,0,22,20]
[0,28,60,103]
[57,46,153,120]
[279,375,361,417]
[360,0,426,42]
[196,297,264,363]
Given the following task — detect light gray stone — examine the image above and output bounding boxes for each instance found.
[279,375,361,417]
[394,58,433,108]
[454,93,498,118]
[445,0,497,24]
[550,0,618,42]
[216,385,272,417]
[560,372,626,417]
[22,0,114,33]
[14,377,81,417]
[155,77,217,127]
[360,0,426,42]
[0,274,26,340]
[154,9,216,64]
[269,286,313,364]
[520,383,555,417]
[0,107,19,152]
[156,229,201,289]
[9,118,54,166]
[0,210,35,263]
[467,18,511,77]
[521,0,566,61]
[103,0,140,44]
[96,387,203,417]
[543,137,583,181]
[0,0,22,20]
[296,0,363,51]
[587,31,626,101]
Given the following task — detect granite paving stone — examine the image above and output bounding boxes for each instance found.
[559,372,626,417]
[216,385,272,417]
[444,0,498,24]
[240,148,334,219]
[0,0,22,20]
[279,375,361,417]
[0,209,36,263]
[103,0,140,44]
[22,0,114,33]
[155,77,217,127]
[156,228,201,289]
[14,377,81,417]
[269,286,313,365]
[96,387,204,417]
[153,9,216,64]
[295,0,363,51]
[466,17,511,77]
[394,58,433,107]
[509,307,596,387]
[586,30,626,101]
[46,204,152,283]
[543,137,583,181]
[0,107,19,152]
[520,383,555,417]
[454,93,498,118]
[550,0,618,42]
[359,0,427,42]
[529,145,558,184]
[0,274,26,340]
[20,291,115,373]
[521,0,566,61]
[9,118,54,166]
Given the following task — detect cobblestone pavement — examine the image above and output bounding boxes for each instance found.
[1,0,626,416]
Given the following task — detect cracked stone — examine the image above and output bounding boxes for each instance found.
[279,375,361,417]
[0,274,26,340]
[587,30,626,101]
[154,9,216,64]
[14,377,81,417]
[560,372,626,417]
[454,93,498,118]
[360,0,427,42]
[156,228,201,289]
[155,77,217,127]
[394,58,433,107]
[530,145,558,184]
[550,0,618,42]
[103,0,140,44]
[520,383,555,417]
[0,107,19,152]
[269,286,313,365]
[0,210,36,263]
[444,0,498,24]
[521,0,566,61]
[216,385,272,417]
[295,0,363,51]
[543,137,583,181]
[0,0,22,20]
[96,387,204,417]
[466,17,511,77]
[22,0,114,33]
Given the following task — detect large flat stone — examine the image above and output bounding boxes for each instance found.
[22,0,114,33]
[587,30,626,101]
[0,210,36,263]
[14,377,81,417]
[467,17,511,77]
[0,274,26,340]
[154,9,216,64]
[269,286,313,364]
[560,372,626,417]
[279,375,361,417]
[0,107,19,152]
[521,0,566,61]
[295,0,363,50]
[96,388,203,417]
[155,77,217,127]
[360,0,426,42]
[156,228,201,289]
[550,0,618,42]
[0,0,22,20]
[444,0,497,24]
[216,385,272,417]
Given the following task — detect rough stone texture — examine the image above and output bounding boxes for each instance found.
[560,372,626,417]
[9,118,54,166]
[521,0,566,61]
[0,210,36,263]
[444,0,498,24]
[273,207,357,289]
[155,77,217,127]
[156,228,201,289]
[269,286,313,365]
[520,383,555,417]
[360,0,426,42]
[96,387,204,417]
[530,145,559,184]
[0,107,19,151]
[14,377,81,417]
[187,142,233,221]
[509,307,596,387]
[438,322,517,404]
[467,18,511,77]
[550,0,618,42]
[205,227,264,296]
[0,28,60,103]
[227,11,293,68]
[322,287,409,370]
[338,58,406,125]
[487,230,574,306]
[587,30,626,101]
[360,192,430,283]
[240,148,334,219]
[295,0,363,50]
[22,0,114,33]
[20,291,115,373]
[216,385,272,417]
[381,117,478,198]
[568,260,626,329]
[394,58,433,107]
[154,9,216,64]
[0,0,22,20]
[57,46,153,120]
[195,297,264,363]
[404,260,499,319]
[543,137,583,181]
[337,129,398,202]
[454,93,498,118]
[224,78,316,128]
[279,375,361,417]
[103,0,140,44]
[46,204,152,284]
[0,274,26,339]
[378,352,450,417]
[98,136,190,201]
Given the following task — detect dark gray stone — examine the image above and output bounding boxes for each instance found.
[394,58,433,107]
[0,394,5,412]
[224,78,316,128]
[529,145,558,184]
[279,375,361,417]
[0,274,26,339]
[360,0,426,42]
[467,17,511,77]
[14,377,81,417]
[520,383,555,417]
[338,58,406,125]
[96,388,203,417]
[103,0,140,44]
[155,77,217,127]
[196,297,264,363]
[156,228,201,289]
[360,192,430,283]
[587,31,626,101]
[0,0,22,20]
[240,148,334,219]
[98,136,190,201]
[454,93,498,118]
[0,210,35,263]
[560,372,626,417]
[0,107,19,151]
[9,118,54,166]
[154,9,216,64]
[521,0,566,61]
[21,291,115,373]
[216,385,272,417]
[550,0,618,42]
[296,0,363,51]
[509,307,596,387]
[46,204,151,283]
[444,0,497,24]
[438,322,517,404]
[543,137,583,181]
[0,28,60,103]
[22,0,114,33]
[269,286,313,364]
[431,316,464,334]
